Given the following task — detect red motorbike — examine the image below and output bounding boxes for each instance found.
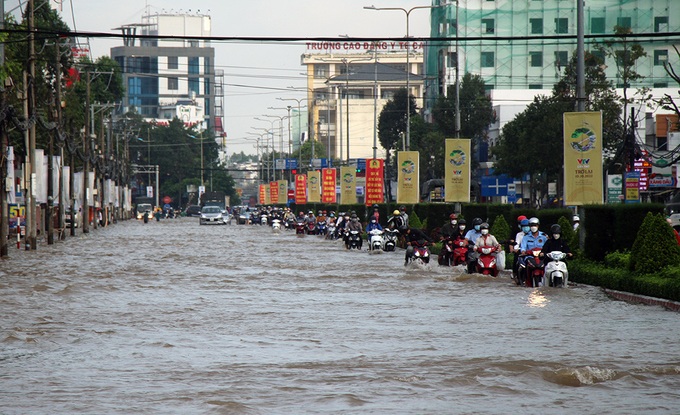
[519,247,545,287]
[475,245,500,277]
[295,220,306,235]
[306,221,317,235]
[408,240,431,265]
[439,237,468,266]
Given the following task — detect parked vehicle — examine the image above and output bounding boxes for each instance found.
[185,205,202,217]
[544,251,569,287]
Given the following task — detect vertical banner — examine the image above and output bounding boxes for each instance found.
[564,112,604,205]
[445,139,471,202]
[322,168,337,203]
[264,184,271,205]
[340,166,357,205]
[259,184,266,204]
[397,151,420,204]
[295,174,307,204]
[269,181,279,205]
[277,180,287,204]
[308,170,321,203]
[365,159,384,205]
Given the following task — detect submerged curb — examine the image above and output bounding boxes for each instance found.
[604,288,680,312]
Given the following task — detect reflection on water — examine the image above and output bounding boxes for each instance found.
[1,218,679,414]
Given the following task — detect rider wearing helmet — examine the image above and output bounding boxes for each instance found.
[370,204,380,223]
[517,217,548,280]
[464,218,485,273]
[540,224,573,260]
[304,210,317,225]
[387,209,405,229]
[473,222,500,253]
[399,205,409,226]
[365,216,383,250]
[344,214,364,249]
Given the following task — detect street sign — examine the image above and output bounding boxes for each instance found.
[311,158,329,168]
[481,175,513,197]
[348,158,366,170]
[275,159,299,170]
[507,183,517,203]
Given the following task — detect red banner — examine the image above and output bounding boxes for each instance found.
[259,184,266,204]
[321,168,337,203]
[365,158,384,205]
[295,174,307,204]
[269,181,279,204]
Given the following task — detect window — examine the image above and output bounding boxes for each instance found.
[555,17,568,34]
[188,40,199,48]
[617,17,631,30]
[447,52,458,67]
[530,18,543,34]
[529,84,543,89]
[188,57,199,74]
[482,18,495,34]
[167,77,178,90]
[189,78,199,95]
[530,51,543,67]
[204,57,211,74]
[654,50,669,66]
[655,16,668,33]
[657,136,668,152]
[591,17,605,34]
[204,78,210,95]
[654,82,668,88]
[591,50,605,65]
[449,18,457,36]
[555,51,568,68]
[314,64,328,78]
[204,98,210,116]
[481,51,495,68]
[167,56,178,70]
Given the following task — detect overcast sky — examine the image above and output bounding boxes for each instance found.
[23,0,434,155]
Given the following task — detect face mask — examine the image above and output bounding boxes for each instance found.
[522,226,530,233]
[451,220,457,225]
[481,229,489,235]
[459,225,466,231]
[474,225,481,231]
[553,234,560,239]
[530,226,539,233]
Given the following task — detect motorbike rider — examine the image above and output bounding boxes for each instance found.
[387,209,405,229]
[304,210,317,225]
[344,214,364,249]
[511,216,529,279]
[474,222,501,254]
[572,214,580,231]
[464,218,484,273]
[540,224,573,261]
[400,225,434,266]
[369,204,380,223]
[438,213,460,265]
[399,205,409,226]
[518,217,548,282]
[284,209,296,228]
[365,217,383,250]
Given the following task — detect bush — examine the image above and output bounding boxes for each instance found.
[490,214,511,250]
[603,250,630,269]
[630,212,680,274]
[409,210,424,230]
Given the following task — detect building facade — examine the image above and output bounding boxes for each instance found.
[301,45,424,161]
[111,12,224,135]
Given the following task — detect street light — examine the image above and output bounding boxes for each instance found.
[278,97,308,171]
[364,3,444,150]
[264,112,292,180]
[252,123,275,182]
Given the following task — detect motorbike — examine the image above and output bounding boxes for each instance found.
[544,251,569,287]
[408,240,431,265]
[316,220,327,236]
[295,220,306,235]
[346,230,362,250]
[439,237,468,266]
[368,229,384,251]
[326,223,337,240]
[475,245,500,277]
[306,221,317,235]
[383,228,399,252]
[519,247,546,287]
[285,218,296,231]
[271,219,282,232]
[260,214,268,226]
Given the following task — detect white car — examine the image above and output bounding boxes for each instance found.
[199,206,226,225]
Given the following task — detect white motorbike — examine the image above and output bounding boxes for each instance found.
[544,251,569,287]
[383,228,399,252]
[326,223,337,240]
[271,219,282,232]
[368,229,384,251]
[260,214,268,226]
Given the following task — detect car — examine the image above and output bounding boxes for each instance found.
[669,213,680,231]
[136,203,153,220]
[199,205,226,225]
[185,205,202,217]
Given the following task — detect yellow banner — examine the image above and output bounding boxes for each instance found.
[397,151,419,204]
[340,166,357,204]
[308,171,321,203]
[445,139,471,202]
[277,180,288,204]
[264,184,270,205]
[563,112,604,205]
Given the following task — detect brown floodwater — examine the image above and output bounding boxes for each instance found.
[1,218,679,414]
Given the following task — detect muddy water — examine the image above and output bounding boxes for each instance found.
[1,218,679,414]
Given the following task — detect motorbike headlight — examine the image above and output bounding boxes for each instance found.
[415,251,421,257]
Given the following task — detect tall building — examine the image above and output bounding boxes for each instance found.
[301,44,424,161]
[427,0,679,96]
[111,12,224,135]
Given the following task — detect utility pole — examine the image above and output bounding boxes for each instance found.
[55,38,65,239]
[27,0,37,249]
[0,0,8,257]
[83,70,90,234]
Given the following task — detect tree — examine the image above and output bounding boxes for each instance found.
[658,45,680,130]
[432,73,495,140]
[299,139,326,165]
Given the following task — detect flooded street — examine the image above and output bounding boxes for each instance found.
[1,218,679,414]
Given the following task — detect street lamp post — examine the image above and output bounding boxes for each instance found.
[338,57,371,163]
[364,4,443,150]
[278,97,308,172]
